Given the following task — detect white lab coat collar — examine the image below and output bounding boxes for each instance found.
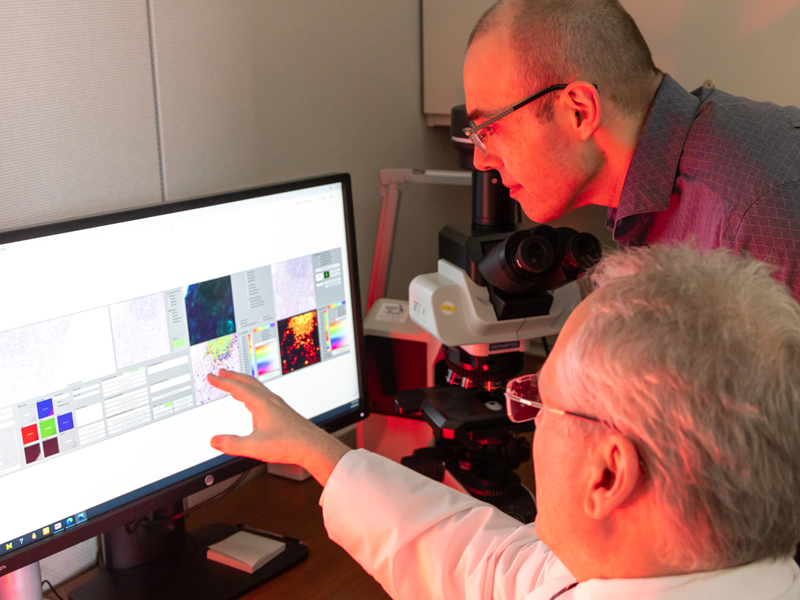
[568,558,800,600]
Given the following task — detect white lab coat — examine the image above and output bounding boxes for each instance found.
[320,449,800,600]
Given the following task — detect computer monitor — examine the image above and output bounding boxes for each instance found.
[0,173,368,592]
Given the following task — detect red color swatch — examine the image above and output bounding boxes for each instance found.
[21,424,39,445]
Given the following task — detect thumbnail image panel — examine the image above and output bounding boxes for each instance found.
[185,276,236,346]
[109,293,171,369]
[273,256,316,320]
[278,311,320,375]
[0,307,116,408]
[190,333,240,405]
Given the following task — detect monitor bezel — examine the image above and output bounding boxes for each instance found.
[0,172,369,576]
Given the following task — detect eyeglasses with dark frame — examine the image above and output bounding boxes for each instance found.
[506,372,648,474]
[463,82,597,155]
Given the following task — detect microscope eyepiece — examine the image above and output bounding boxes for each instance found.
[562,231,602,271]
[513,235,553,274]
[477,225,601,294]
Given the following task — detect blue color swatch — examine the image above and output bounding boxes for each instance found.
[36,399,54,420]
[57,413,74,433]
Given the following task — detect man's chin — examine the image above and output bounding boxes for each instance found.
[508,189,553,223]
[519,200,561,224]
[507,187,565,223]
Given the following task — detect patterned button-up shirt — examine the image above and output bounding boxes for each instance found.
[608,74,800,300]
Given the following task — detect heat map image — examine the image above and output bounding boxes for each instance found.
[190,333,241,404]
[185,276,236,346]
[278,310,321,375]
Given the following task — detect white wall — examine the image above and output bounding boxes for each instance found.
[0,0,465,313]
[0,1,163,226]
[624,0,800,105]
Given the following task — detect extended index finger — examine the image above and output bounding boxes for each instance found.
[206,371,262,405]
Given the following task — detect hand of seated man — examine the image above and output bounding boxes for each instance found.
[208,369,349,486]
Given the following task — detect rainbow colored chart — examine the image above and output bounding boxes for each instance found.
[255,341,280,376]
[323,302,348,353]
[329,319,347,350]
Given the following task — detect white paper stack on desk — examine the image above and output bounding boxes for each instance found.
[207,530,287,574]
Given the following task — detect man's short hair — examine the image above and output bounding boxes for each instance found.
[469,0,659,121]
[557,245,800,570]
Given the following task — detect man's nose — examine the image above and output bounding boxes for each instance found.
[472,145,500,172]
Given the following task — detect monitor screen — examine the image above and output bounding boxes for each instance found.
[0,174,367,574]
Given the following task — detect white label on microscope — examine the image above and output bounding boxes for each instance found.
[376,302,408,323]
[411,299,427,323]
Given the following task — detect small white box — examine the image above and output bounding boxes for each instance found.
[207,531,286,574]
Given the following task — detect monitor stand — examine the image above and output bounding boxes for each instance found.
[0,562,43,600]
[69,504,307,600]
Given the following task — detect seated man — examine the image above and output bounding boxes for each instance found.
[209,245,800,599]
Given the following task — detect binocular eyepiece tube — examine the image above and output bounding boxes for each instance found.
[478,225,601,294]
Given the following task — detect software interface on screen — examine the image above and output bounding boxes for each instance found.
[0,181,361,558]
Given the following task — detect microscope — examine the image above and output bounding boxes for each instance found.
[394,105,601,523]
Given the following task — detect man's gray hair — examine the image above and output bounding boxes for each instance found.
[470,0,659,120]
[557,245,800,570]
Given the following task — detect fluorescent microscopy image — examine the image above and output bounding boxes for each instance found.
[190,333,241,405]
[273,255,316,320]
[109,293,171,369]
[185,276,236,346]
[278,310,321,375]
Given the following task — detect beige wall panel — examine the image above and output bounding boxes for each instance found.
[623,0,800,106]
[151,0,467,307]
[0,0,163,231]
[422,0,495,122]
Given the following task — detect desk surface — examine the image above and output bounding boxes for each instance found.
[51,471,391,600]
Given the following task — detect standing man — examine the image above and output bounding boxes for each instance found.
[461,0,800,299]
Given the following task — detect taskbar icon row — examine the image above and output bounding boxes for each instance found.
[0,511,88,557]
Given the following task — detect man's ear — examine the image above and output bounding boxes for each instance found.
[562,82,601,140]
[583,434,644,520]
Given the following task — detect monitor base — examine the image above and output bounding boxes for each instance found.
[0,562,42,600]
[68,524,307,600]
